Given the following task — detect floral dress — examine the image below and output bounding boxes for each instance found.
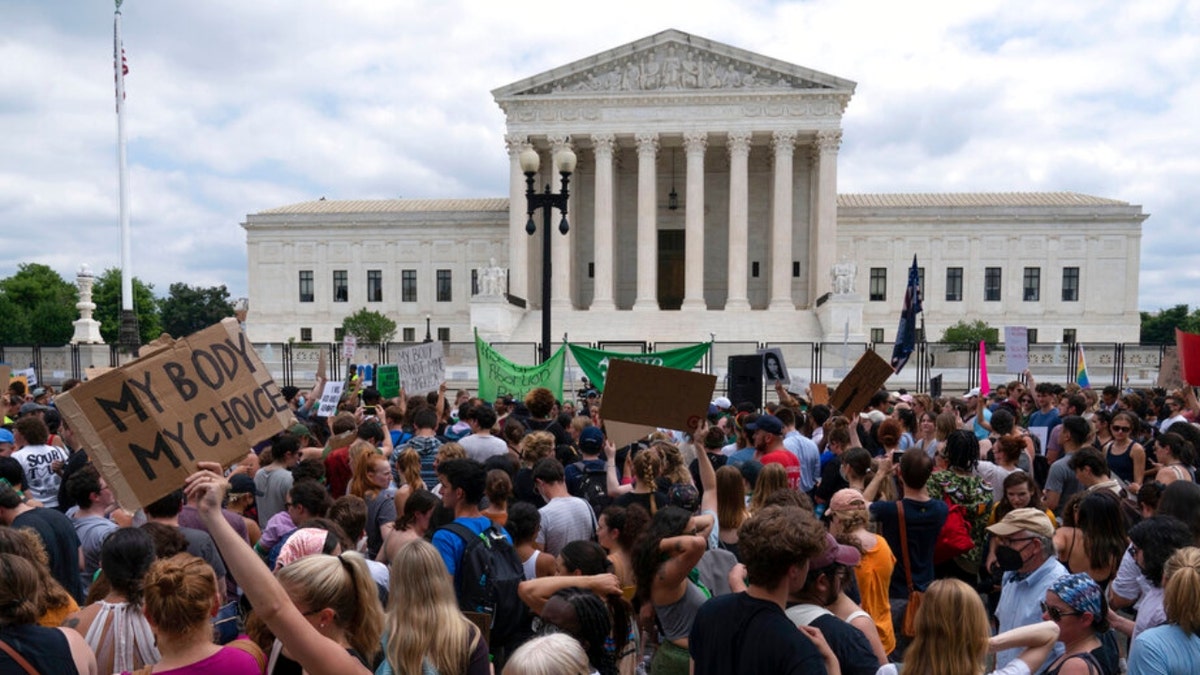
[926,470,994,573]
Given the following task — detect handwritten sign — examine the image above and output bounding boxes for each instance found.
[393,342,445,396]
[15,368,37,387]
[342,336,357,362]
[54,319,291,510]
[809,383,830,406]
[1004,326,1029,374]
[316,381,345,417]
[601,359,716,450]
[830,350,894,419]
[376,364,400,399]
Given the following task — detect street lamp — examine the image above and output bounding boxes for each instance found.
[423,314,432,343]
[521,145,576,362]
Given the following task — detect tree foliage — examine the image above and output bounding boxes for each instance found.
[92,267,161,345]
[159,283,235,338]
[341,308,397,344]
[940,319,999,349]
[0,263,77,345]
[1140,304,1200,344]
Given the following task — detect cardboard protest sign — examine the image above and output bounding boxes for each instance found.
[1158,347,1181,389]
[600,359,716,450]
[392,341,445,396]
[757,347,790,385]
[1004,326,1029,374]
[54,319,291,511]
[1177,329,1200,386]
[84,366,114,381]
[830,350,894,418]
[317,381,345,417]
[342,336,357,361]
[15,367,37,387]
[809,383,830,406]
[376,364,400,399]
[0,365,9,388]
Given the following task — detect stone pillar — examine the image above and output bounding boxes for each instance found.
[505,133,531,302]
[549,135,574,310]
[633,132,659,311]
[809,130,842,301]
[682,131,707,310]
[71,264,104,344]
[725,131,752,311]
[590,133,616,310]
[769,130,797,310]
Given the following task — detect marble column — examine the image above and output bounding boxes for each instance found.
[633,132,659,311]
[725,131,752,311]
[769,130,797,310]
[549,135,574,310]
[590,133,616,310]
[505,133,531,302]
[682,131,707,310]
[809,130,842,301]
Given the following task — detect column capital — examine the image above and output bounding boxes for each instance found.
[635,132,659,156]
[815,129,843,153]
[683,131,708,155]
[727,130,752,157]
[548,134,573,154]
[504,133,531,157]
[771,130,798,156]
[591,133,616,154]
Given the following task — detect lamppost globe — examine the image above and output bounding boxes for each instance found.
[519,147,541,175]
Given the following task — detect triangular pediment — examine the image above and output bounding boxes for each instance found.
[493,29,856,99]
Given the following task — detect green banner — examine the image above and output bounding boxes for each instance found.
[475,331,566,402]
[567,342,711,392]
[376,364,400,399]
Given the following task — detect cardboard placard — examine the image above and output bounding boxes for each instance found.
[84,366,114,381]
[1158,347,1181,389]
[0,365,10,389]
[809,383,830,406]
[1004,326,1029,374]
[54,319,291,511]
[829,350,894,418]
[757,347,790,385]
[392,341,445,396]
[376,364,400,399]
[317,381,345,417]
[600,359,717,450]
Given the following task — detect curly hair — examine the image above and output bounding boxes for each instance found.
[525,387,557,418]
[737,505,825,588]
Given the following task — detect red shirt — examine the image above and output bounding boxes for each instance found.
[760,449,802,491]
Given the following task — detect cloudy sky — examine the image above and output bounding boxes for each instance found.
[3,0,1196,312]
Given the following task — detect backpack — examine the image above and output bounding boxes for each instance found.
[571,461,613,518]
[445,522,529,653]
[932,500,975,564]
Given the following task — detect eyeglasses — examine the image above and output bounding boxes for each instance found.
[1111,426,1131,433]
[1040,601,1080,622]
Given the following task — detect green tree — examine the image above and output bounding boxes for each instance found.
[0,294,31,344]
[1140,304,1200,344]
[0,263,77,345]
[91,267,161,345]
[341,308,397,344]
[159,283,235,338]
[940,319,999,349]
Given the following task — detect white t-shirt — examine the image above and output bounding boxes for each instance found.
[12,443,70,508]
[459,434,509,463]
[536,495,596,556]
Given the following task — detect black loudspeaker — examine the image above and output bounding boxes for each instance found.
[727,354,764,410]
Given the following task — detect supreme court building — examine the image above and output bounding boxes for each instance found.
[243,30,1146,346]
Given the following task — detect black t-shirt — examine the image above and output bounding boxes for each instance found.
[815,456,848,504]
[690,592,828,675]
[13,507,84,602]
[688,452,728,500]
[614,490,667,513]
[869,498,948,598]
[808,613,880,675]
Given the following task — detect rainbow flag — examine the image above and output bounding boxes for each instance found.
[1075,344,1090,389]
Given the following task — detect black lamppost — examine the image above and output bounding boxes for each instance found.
[423,314,432,343]
[520,145,576,362]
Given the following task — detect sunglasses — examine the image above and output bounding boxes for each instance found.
[1112,426,1131,433]
[1040,601,1080,622]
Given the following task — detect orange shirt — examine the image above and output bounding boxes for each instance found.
[854,532,897,655]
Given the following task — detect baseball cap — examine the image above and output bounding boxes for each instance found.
[858,410,885,425]
[810,533,862,569]
[228,474,256,496]
[964,387,981,398]
[18,403,49,416]
[828,488,868,513]
[712,396,732,410]
[986,507,1054,539]
[746,414,783,436]
[578,426,604,454]
[0,429,13,444]
[668,484,701,513]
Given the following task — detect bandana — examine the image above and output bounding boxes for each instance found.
[1051,572,1103,618]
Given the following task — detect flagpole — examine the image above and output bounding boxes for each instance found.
[115,0,139,352]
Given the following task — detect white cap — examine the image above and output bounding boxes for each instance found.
[713,396,732,410]
[964,387,981,398]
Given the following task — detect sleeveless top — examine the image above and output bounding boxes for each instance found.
[84,600,160,674]
[0,624,81,675]
[1103,440,1136,485]
[655,580,707,641]
[523,549,541,582]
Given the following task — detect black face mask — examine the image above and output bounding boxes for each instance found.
[994,545,1026,572]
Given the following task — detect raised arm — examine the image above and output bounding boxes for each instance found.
[518,573,621,615]
[987,620,1059,674]
[862,455,893,502]
[185,462,371,675]
[604,440,633,496]
[694,421,718,514]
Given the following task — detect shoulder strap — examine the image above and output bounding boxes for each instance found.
[896,500,915,592]
[445,521,484,545]
[0,638,40,675]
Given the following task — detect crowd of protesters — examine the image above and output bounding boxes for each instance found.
[4,368,1200,675]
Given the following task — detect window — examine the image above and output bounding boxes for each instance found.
[1023,267,1041,302]
[792,261,800,278]
[334,327,345,342]
[869,268,887,301]
[1062,267,1080,302]
[1063,328,1077,345]
[870,328,885,343]
[299,327,312,342]
[436,269,452,302]
[402,270,417,302]
[367,270,382,302]
[402,327,415,342]
[333,270,348,302]
[299,271,314,303]
[946,267,963,302]
[751,262,760,278]
[588,262,595,278]
[917,267,926,295]
[1027,328,1038,344]
[984,267,1002,301]
[437,327,450,342]
[471,270,479,296]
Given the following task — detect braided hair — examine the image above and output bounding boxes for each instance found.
[549,587,617,675]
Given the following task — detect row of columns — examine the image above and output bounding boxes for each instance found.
[505,129,842,311]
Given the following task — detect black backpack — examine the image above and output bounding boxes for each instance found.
[445,522,529,653]
[571,461,613,518]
